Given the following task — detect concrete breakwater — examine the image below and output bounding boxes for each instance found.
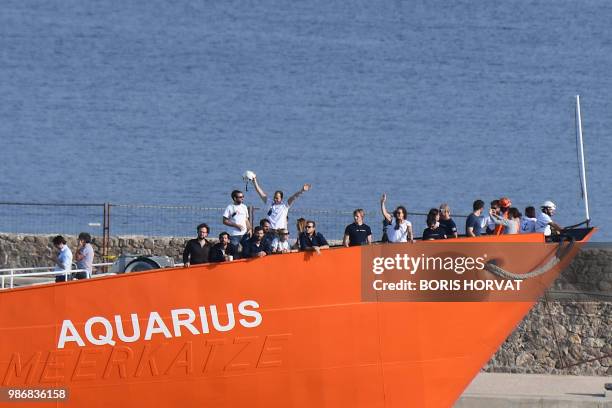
[0,232,610,376]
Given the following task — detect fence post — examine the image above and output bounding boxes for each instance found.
[10,269,14,289]
[102,203,111,272]
[248,205,256,230]
[1,274,5,289]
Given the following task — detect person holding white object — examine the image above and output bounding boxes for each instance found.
[251,173,311,231]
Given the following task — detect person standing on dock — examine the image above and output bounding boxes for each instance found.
[223,190,252,248]
[251,174,311,232]
[53,235,73,283]
[183,223,213,267]
[75,232,94,279]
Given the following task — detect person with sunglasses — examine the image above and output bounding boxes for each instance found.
[271,228,293,253]
[222,190,252,248]
[380,193,414,243]
[251,175,311,231]
[298,221,329,254]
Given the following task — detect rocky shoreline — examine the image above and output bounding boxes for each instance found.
[1,232,610,376]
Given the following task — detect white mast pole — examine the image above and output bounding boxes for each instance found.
[575,95,590,225]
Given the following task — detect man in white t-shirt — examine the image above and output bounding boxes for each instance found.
[222,190,252,247]
[535,201,563,237]
[251,176,311,231]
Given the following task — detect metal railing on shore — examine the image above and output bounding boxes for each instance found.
[0,263,113,289]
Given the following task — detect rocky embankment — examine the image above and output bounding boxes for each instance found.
[1,233,610,376]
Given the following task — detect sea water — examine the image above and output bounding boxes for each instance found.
[1,0,611,240]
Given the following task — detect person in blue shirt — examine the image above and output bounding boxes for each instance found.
[53,235,73,283]
[298,220,329,255]
[466,200,485,237]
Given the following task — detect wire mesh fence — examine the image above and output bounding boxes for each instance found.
[0,202,105,236]
[0,201,469,242]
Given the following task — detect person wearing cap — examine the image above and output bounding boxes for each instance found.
[536,201,563,236]
[271,229,293,253]
[494,197,512,235]
[343,209,372,247]
[489,207,521,234]
[251,175,311,231]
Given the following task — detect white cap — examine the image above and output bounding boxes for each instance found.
[541,200,556,210]
[242,170,256,181]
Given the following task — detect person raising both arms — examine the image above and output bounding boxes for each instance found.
[251,174,311,232]
[380,193,414,243]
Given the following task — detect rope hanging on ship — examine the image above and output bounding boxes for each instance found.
[484,237,575,280]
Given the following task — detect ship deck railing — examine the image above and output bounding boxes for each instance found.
[0,263,114,290]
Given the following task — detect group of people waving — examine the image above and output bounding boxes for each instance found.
[182,174,564,267]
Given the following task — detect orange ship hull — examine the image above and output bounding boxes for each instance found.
[0,230,595,407]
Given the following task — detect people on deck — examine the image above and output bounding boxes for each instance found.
[520,206,537,233]
[75,232,94,279]
[536,201,563,237]
[484,199,500,235]
[466,200,485,237]
[422,212,447,240]
[223,190,252,248]
[490,207,521,235]
[380,194,414,243]
[259,219,276,247]
[242,226,272,258]
[494,197,512,235]
[343,209,372,247]
[294,218,307,249]
[298,220,329,254]
[438,203,458,238]
[271,228,293,253]
[53,235,73,283]
[427,208,440,229]
[251,175,311,231]
[183,223,212,267]
[209,232,237,263]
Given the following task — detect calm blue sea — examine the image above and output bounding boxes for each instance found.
[1,0,611,240]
